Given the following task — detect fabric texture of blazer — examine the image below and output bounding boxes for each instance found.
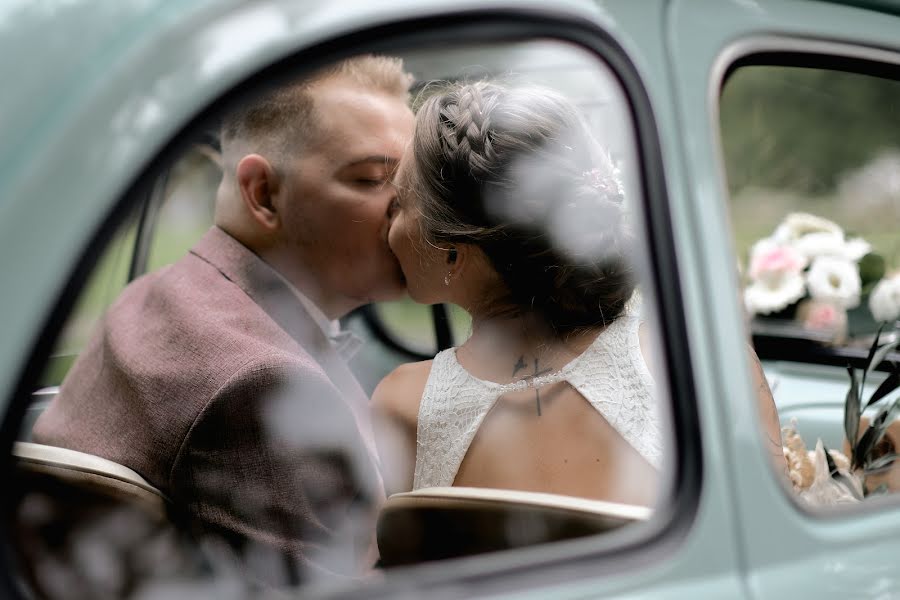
[33,226,384,584]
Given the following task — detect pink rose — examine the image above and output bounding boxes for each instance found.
[806,303,840,329]
[798,299,848,344]
[750,242,807,282]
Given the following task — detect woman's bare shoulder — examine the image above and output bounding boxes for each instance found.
[371,360,435,426]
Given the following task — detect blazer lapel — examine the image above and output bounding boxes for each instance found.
[189,227,379,456]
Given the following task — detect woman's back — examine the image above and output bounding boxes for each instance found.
[453,383,656,504]
[412,314,660,506]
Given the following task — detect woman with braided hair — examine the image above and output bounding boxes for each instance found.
[373,81,782,505]
[371,80,661,506]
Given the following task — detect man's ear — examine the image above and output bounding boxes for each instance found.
[236,154,280,231]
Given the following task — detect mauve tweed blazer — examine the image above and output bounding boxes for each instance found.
[33,226,384,582]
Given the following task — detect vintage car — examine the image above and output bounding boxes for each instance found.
[2,0,900,597]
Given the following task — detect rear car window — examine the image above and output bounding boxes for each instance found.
[720,59,900,506]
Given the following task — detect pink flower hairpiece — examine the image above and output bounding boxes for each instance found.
[582,165,625,203]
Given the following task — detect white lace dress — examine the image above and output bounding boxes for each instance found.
[413,314,662,490]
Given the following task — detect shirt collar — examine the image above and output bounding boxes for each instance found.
[272,271,364,361]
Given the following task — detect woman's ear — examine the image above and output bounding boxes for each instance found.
[448,244,472,279]
[236,154,280,231]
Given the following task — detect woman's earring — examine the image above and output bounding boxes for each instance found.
[444,271,452,286]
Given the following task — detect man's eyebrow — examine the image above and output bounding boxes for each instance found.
[342,155,400,168]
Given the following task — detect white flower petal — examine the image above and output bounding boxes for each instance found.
[869,275,900,323]
[773,212,843,244]
[793,232,847,260]
[744,272,806,315]
[806,257,861,309]
[799,440,862,506]
[791,232,870,262]
[844,237,872,261]
[749,236,778,258]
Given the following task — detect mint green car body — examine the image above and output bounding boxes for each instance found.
[2,0,899,597]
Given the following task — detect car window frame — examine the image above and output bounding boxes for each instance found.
[715,43,900,373]
[710,34,900,521]
[2,8,702,597]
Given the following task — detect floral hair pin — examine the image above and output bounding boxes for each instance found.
[582,162,625,204]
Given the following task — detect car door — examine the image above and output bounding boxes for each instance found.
[668,0,900,597]
[0,1,763,597]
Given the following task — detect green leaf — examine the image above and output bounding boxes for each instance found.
[865,452,899,475]
[867,339,900,382]
[845,366,861,449]
[859,252,886,287]
[851,406,892,469]
[865,366,900,411]
[837,473,864,500]
[824,442,839,477]
[861,324,886,394]
[853,400,899,469]
[854,425,876,470]
[866,323,886,363]
[823,445,864,500]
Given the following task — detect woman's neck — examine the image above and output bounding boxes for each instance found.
[458,313,598,385]
[469,311,553,347]
[468,310,598,357]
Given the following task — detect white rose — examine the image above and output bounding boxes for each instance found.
[869,274,900,323]
[806,257,861,309]
[773,212,843,244]
[744,272,806,315]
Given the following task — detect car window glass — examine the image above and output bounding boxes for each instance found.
[145,146,220,272]
[720,62,900,505]
[37,218,138,390]
[370,300,470,352]
[34,144,221,393]
[13,38,678,597]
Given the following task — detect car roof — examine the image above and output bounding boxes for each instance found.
[0,0,602,204]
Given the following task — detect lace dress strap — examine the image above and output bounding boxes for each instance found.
[567,315,661,469]
[413,315,661,490]
[413,349,495,490]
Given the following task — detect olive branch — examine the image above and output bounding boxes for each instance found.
[836,322,900,496]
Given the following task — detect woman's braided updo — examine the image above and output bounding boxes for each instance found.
[405,81,636,333]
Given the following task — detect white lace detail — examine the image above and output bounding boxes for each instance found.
[413,315,661,490]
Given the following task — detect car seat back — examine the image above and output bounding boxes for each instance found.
[10,442,203,598]
[377,486,651,567]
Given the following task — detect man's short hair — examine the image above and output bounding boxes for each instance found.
[220,54,413,162]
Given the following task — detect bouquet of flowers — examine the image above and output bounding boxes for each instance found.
[785,322,900,505]
[743,212,897,340]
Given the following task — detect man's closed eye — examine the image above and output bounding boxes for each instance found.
[357,178,388,188]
